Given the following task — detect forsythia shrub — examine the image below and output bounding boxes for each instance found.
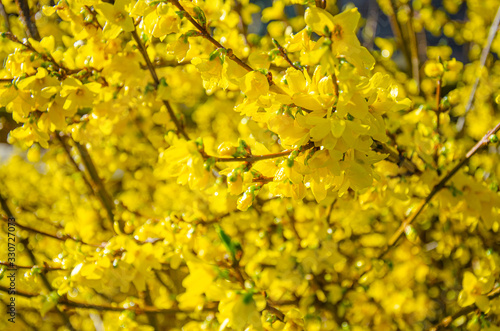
[1,0,500,330]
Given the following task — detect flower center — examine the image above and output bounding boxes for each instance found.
[332,25,343,40]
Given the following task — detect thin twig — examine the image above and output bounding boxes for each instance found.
[4,32,62,71]
[228,259,286,322]
[233,0,249,44]
[436,78,442,113]
[325,199,336,223]
[0,0,11,33]
[386,0,411,74]
[385,120,500,249]
[14,0,39,40]
[0,197,76,331]
[55,134,94,197]
[273,38,301,70]
[1,300,36,330]
[457,4,500,131]
[315,0,327,9]
[143,285,159,329]
[0,213,104,247]
[338,120,500,303]
[372,140,421,175]
[363,0,378,50]
[168,0,286,94]
[169,0,253,72]
[57,134,116,232]
[74,141,115,230]
[0,285,218,313]
[288,212,302,242]
[406,5,420,91]
[428,286,500,331]
[0,261,64,271]
[131,29,190,140]
[210,141,315,163]
[265,302,286,321]
[141,60,191,69]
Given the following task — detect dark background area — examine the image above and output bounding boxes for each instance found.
[251,0,468,62]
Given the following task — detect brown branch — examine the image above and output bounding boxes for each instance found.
[0,286,38,298]
[253,176,274,184]
[406,5,420,91]
[143,285,159,329]
[0,212,104,248]
[131,29,190,140]
[55,134,94,196]
[372,140,421,175]
[428,286,500,331]
[0,261,64,271]
[435,78,442,113]
[14,0,39,40]
[168,0,287,94]
[273,38,301,70]
[0,0,11,33]
[0,285,218,313]
[315,0,327,9]
[385,0,411,74]
[265,302,286,321]
[385,120,500,249]
[288,212,302,242]
[338,121,500,306]
[56,134,116,233]
[169,0,253,72]
[457,3,500,131]
[169,0,289,96]
[4,32,67,76]
[0,196,76,331]
[228,260,285,322]
[211,141,315,163]
[3,32,101,79]
[233,0,249,44]
[73,140,115,230]
[1,300,37,330]
[363,1,379,50]
[142,60,191,69]
[132,30,159,84]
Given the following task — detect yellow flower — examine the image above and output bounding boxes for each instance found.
[167,38,190,62]
[237,190,254,211]
[192,57,228,91]
[268,114,309,148]
[10,122,50,148]
[96,0,134,38]
[228,172,244,195]
[218,291,262,330]
[458,271,494,312]
[143,4,180,40]
[284,308,305,331]
[60,78,101,111]
[155,138,211,190]
[305,7,374,71]
[424,61,445,78]
[240,71,269,100]
[217,142,237,156]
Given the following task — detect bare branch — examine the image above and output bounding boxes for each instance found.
[131,29,190,140]
[14,0,40,40]
[428,286,500,331]
[0,196,76,331]
[385,120,500,249]
[457,4,500,131]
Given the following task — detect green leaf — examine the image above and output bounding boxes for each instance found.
[40,292,60,317]
[216,225,236,260]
